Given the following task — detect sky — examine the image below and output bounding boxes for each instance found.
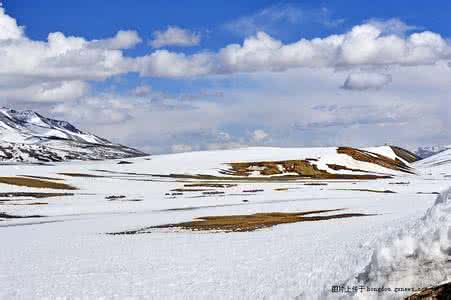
[1,0,451,153]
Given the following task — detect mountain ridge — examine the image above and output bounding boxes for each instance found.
[0,108,146,163]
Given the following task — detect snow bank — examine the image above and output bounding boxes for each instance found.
[350,187,451,297]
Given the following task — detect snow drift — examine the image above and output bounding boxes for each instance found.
[348,187,451,298]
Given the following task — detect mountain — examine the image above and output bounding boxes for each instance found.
[0,108,146,163]
[414,145,451,159]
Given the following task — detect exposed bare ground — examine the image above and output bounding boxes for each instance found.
[58,172,106,178]
[389,145,420,163]
[183,183,238,188]
[18,175,65,181]
[333,188,396,193]
[219,159,391,180]
[0,177,77,190]
[337,147,414,173]
[171,188,213,192]
[405,281,451,299]
[0,192,74,199]
[0,212,45,219]
[110,209,375,234]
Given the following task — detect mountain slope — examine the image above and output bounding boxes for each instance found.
[0,108,146,163]
[414,145,451,159]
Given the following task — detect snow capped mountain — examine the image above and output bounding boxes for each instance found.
[0,108,146,163]
[414,145,451,159]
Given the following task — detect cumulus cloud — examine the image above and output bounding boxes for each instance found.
[224,4,344,37]
[0,80,88,102]
[171,144,193,153]
[0,6,450,83]
[90,30,142,49]
[131,85,151,97]
[342,72,392,90]
[0,7,140,103]
[51,95,134,125]
[0,6,23,40]
[40,63,451,153]
[149,26,200,48]
[367,18,419,36]
[251,129,269,142]
[136,21,451,78]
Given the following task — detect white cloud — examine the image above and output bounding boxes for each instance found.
[135,50,214,77]
[342,72,392,90]
[0,80,88,102]
[0,6,24,40]
[136,21,451,78]
[367,18,419,36]
[149,26,200,48]
[171,144,193,153]
[40,63,451,153]
[0,6,450,83]
[90,30,142,50]
[224,4,344,37]
[251,129,269,142]
[131,85,151,97]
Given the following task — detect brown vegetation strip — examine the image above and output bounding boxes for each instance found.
[242,189,264,193]
[333,188,396,193]
[219,159,391,180]
[0,192,74,199]
[171,188,212,192]
[0,177,77,190]
[19,175,65,181]
[58,172,105,178]
[110,209,375,234]
[337,147,414,173]
[183,183,238,188]
[405,281,451,299]
[94,169,390,181]
[202,191,225,195]
[0,212,45,219]
[389,145,420,163]
[327,164,367,173]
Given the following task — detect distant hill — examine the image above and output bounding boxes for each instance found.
[0,108,146,163]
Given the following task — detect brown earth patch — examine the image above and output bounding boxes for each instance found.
[110,209,375,234]
[337,147,413,173]
[334,188,396,193]
[389,145,420,163]
[327,164,367,173]
[0,177,77,190]
[58,172,105,178]
[405,281,451,299]
[19,175,65,181]
[0,212,45,219]
[202,191,225,195]
[183,183,238,188]
[417,192,440,195]
[94,169,389,181]
[6,202,48,206]
[219,159,391,180]
[0,192,74,199]
[171,188,212,192]
[242,189,264,193]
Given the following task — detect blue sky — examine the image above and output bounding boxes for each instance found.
[1,1,451,153]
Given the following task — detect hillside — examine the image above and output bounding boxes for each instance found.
[0,108,146,163]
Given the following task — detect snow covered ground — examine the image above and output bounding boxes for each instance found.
[0,146,450,298]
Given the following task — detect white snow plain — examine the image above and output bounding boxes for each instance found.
[0,146,450,299]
